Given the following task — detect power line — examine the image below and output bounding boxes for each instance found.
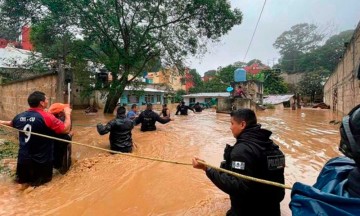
[243,0,267,62]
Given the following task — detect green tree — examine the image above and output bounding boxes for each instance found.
[1,0,242,113]
[189,69,202,87]
[174,89,187,103]
[202,76,227,92]
[263,69,288,95]
[218,64,237,84]
[298,30,354,73]
[297,69,326,103]
[188,69,204,93]
[273,23,324,73]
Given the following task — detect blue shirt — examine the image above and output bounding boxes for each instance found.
[126,110,137,120]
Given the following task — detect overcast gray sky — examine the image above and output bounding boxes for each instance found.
[187,0,360,76]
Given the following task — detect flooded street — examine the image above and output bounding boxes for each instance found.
[0,106,342,215]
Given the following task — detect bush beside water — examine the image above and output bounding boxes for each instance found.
[0,138,18,176]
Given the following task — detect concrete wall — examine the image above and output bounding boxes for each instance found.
[217,98,257,113]
[280,72,304,85]
[323,22,360,114]
[0,72,58,120]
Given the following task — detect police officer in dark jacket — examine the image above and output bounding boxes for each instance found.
[193,108,285,216]
[175,101,195,115]
[97,106,134,153]
[134,103,172,132]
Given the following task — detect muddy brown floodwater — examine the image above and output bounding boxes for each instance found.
[0,106,342,215]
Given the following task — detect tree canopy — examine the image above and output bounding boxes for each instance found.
[0,0,243,112]
[273,23,325,73]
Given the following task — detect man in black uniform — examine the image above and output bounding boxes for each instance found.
[97,106,135,153]
[193,102,203,112]
[134,103,172,132]
[192,108,285,216]
[175,101,195,115]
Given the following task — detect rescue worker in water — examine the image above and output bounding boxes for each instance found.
[134,103,172,132]
[192,108,285,216]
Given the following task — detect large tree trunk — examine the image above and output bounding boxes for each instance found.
[103,90,122,113]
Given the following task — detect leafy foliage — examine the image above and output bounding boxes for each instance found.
[298,69,326,102]
[263,69,288,95]
[217,64,237,84]
[0,139,18,176]
[174,89,187,102]
[0,0,243,113]
[273,23,325,73]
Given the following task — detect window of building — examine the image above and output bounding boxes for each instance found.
[156,95,161,103]
[145,94,155,103]
[129,94,139,103]
[204,98,212,103]
[189,98,196,103]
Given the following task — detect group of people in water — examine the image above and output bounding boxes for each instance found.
[99,101,204,153]
[0,90,359,216]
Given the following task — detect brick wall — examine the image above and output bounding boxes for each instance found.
[0,73,58,120]
[323,22,360,115]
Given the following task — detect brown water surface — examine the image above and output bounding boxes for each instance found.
[0,106,342,215]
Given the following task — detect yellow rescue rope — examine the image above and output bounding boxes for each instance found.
[0,124,292,190]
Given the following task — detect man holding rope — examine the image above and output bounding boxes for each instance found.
[1,91,72,186]
[97,106,135,153]
[192,108,285,216]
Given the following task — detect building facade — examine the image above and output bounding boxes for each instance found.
[323,21,360,114]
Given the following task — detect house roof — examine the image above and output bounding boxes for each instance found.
[0,45,40,68]
[183,92,230,98]
[124,86,167,93]
[263,94,294,105]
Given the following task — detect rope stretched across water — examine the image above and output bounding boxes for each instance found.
[0,124,292,190]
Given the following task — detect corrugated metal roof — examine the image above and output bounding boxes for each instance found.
[0,45,40,68]
[124,86,167,93]
[263,94,294,105]
[183,92,230,98]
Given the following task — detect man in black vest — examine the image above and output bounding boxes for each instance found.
[175,101,195,115]
[192,108,285,216]
[134,103,172,132]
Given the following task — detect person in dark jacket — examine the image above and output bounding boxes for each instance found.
[97,106,134,153]
[192,108,285,216]
[175,101,195,115]
[193,102,203,112]
[134,103,172,132]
